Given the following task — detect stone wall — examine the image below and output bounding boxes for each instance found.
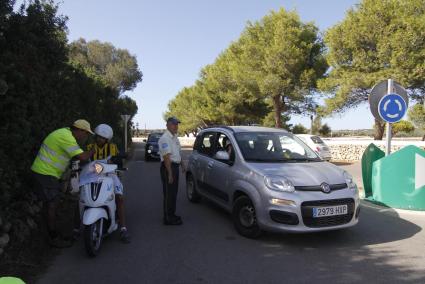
[328,144,403,162]
[135,136,425,162]
[325,138,425,162]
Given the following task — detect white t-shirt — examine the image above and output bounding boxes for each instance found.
[158,130,182,163]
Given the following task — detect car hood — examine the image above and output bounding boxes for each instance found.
[247,161,346,186]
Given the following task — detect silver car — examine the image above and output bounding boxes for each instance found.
[296,134,332,161]
[186,126,360,238]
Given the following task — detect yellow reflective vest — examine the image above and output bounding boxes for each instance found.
[31,128,83,179]
[87,142,118,161]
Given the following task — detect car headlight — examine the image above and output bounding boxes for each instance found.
[343,171,357,192]
[264,176,295,193]
[93,163,104,174]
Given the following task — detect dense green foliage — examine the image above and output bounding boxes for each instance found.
[320,0,425,139]
[408,104,425,140]
[69,38,143,93]
[0,0,140,243]
[392,120,415,135]
[166,8,327,132]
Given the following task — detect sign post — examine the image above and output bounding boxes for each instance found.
[121,114,131,153]
[386,79,394,155]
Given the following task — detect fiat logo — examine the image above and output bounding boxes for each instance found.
[321,183,331,194]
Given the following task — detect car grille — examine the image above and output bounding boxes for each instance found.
[295,183,347,192]
[301,198,355,228]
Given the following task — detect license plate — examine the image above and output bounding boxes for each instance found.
[313,205,348,218]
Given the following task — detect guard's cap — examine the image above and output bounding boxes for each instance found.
[166,117,181,125]
[73,119,94,134]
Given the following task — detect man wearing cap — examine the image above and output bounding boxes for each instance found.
[158,117,185,225]
[31,119,96,247]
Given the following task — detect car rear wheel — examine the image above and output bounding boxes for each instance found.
[232,196,262,239]
[186,174,201,203]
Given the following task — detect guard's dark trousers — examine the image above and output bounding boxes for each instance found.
[160,162,180,221]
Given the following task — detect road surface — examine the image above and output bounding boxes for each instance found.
[37,142,425,284]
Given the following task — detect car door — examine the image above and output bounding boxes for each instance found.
[191,132,216,195]
[203,131,235,207]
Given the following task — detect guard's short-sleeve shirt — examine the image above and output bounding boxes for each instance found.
[158,130,181,163]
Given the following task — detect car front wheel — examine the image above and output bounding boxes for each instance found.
[232,196,262,239]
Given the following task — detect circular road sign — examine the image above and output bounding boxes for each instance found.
[378,93,407,123]
[369,80,408,121]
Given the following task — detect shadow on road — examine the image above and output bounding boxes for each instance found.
[136,142,425,283]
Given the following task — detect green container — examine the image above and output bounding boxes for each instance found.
[361,143,385,198]
[372,145,425,210]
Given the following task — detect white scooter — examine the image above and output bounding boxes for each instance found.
[70,159,122,257]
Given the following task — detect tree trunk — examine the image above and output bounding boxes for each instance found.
[273,95,283,128]
[374,118,385,140]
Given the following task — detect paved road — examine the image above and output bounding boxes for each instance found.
[37,142,425,284]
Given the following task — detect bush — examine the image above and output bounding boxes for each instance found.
[319,123,331,137]
[292,124,308,134]
[0,0,138,249]
[392,120,415,135]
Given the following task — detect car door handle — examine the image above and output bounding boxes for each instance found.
[207,161,214,169]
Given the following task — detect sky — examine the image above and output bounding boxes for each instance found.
[55,0,382,130]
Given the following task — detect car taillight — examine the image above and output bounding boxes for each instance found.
[316,146,321,152]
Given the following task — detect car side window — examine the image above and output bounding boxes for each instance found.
[216,132,235,162]
[193,135,202,151]
[198,132,216,156]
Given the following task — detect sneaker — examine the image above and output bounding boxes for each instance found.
[120,228,131,244]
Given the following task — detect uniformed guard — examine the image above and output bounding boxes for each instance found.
[158,117,185,225]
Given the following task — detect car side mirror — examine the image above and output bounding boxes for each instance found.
[214,150,230,161]
[143,139,147,142]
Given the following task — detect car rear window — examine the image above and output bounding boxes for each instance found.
[310,136,324,144]
[148,133,162,142]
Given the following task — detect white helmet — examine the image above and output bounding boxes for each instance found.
[94,124,113,140]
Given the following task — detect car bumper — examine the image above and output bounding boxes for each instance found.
[256,189,360,233]
[319,151,332,161]
[146,149,160,158]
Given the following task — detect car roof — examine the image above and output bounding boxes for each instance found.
[202,126,290,134]
[295,134,314,138]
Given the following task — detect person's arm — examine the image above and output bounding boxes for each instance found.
[62,136,95,162]
[163,153,173,184]
[76,149,95,161]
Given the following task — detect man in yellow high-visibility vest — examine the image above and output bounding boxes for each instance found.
[31,119,95,248]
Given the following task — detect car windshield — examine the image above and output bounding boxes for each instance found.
[148,133,162,142]
[235,132,320,163]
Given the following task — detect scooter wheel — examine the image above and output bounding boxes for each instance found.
[84,219,103,257]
